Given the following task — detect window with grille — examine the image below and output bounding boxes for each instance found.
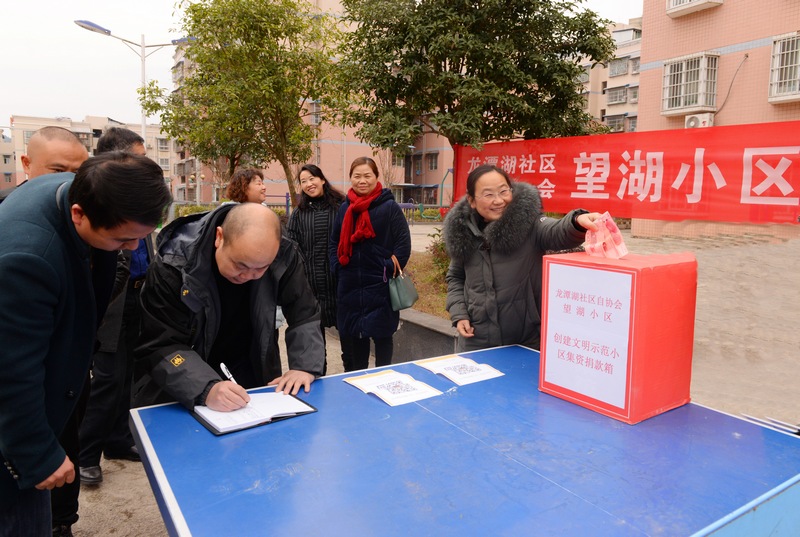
[159,158,170,171]
[157,138,169,151]
[2,155,11,165]
[392,153,405,167]
[769,34,800,101]
[631,58,640,74]
[605,115,625,132]
[627,117,638,132]
[662,53,718,112]
[606,87,627,105]
[668,0,693,6]
[609,58,629,77]
[629,86,639,103]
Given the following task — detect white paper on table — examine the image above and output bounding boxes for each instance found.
[343,369,441,406]
[415,355,504,386]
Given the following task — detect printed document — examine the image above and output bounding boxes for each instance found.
[416,355,504,385]
[344,369,441,406]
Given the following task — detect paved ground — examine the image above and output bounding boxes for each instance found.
[73,222,800,536]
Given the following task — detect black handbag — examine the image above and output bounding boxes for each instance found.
[389,255,419,311]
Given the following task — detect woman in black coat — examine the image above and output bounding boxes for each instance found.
[329,157,411,372]
[287,164,345,374]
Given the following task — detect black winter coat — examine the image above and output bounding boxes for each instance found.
[134,204,324,409]
[287,198,340,327]
[329,189,411,339]
[443,182,587,351]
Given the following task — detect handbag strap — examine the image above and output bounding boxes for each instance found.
[391,254,403,278]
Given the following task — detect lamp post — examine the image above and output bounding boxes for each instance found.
[74,20,181,140]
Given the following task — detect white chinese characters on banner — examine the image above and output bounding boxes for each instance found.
[543,263,632,409]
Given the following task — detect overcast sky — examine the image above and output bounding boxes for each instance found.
[1,0,642,131]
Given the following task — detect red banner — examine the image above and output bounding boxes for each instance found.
[453,121,800,224]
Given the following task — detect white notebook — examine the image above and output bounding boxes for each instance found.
[192,392,316,435]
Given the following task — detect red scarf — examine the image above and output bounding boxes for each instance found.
[337,183,383,266]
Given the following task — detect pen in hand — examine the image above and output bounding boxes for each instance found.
[220,362,237,385]
[219,362,251,408]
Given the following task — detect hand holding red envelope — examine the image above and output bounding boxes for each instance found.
[584,212,628,259]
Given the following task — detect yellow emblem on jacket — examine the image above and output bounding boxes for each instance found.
[171,354,185,367]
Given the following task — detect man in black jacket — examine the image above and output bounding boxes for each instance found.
[78,128,150,488]
[134,203,325,411]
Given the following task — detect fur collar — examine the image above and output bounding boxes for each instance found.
[443,182,543,260]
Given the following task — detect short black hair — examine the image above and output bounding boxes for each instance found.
[96,127,145,154]
[68,151,172,229]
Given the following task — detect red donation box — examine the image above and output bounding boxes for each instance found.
[539,252,697,424]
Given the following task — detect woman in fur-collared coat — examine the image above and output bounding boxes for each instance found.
[443,164,601,352]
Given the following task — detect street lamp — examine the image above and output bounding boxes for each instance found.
[74,19,179,140]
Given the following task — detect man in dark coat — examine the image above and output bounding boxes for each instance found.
[134,203,325,411]
[79,128,150,488]
[0,153,172,535]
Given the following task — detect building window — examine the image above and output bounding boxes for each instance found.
[769,34,800,102]
[3,173,11,183]
[426,153,438,171]
[662,53,718,112]
[669,0,693,6]
[159,158,170,171]
[605,115,625,133]
[627,116,638,132]
[631,58,640,74]
[2,155,11,165]
[606,87,627,105]
[392,153,405,167]
[414,156,422,175]
[629,86,639,103]
[576,66,590,84]
[23,131,35,144]
[609,58,629,77]
[157,138,169,152]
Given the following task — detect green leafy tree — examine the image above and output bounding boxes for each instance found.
[337,0,614,152]
[140,0,342,191]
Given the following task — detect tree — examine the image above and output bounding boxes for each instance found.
[337,0,615,152]
[140,0,342,192]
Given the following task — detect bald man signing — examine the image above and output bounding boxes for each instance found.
[133,203,325,411]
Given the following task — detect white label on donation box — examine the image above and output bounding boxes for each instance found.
[543,263,632,408]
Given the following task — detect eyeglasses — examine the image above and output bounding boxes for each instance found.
[478,187,512,202]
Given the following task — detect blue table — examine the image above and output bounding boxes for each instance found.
[130,346,800,536]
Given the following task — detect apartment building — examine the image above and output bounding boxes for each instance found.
[638,0,800,131]
[5,115,173,186]
[581,19,643,134]
[1,129,14,187]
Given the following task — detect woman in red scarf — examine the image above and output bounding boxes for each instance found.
[329,157,411,372]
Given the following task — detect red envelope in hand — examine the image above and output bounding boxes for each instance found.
[584,212,629,259]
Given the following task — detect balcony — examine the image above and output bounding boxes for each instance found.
[666,0,723,18]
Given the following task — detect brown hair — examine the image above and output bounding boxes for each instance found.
[226,168,264,203]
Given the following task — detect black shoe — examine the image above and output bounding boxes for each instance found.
[104,445,140,462]
[52,524,74,537]
[79,465,103,485]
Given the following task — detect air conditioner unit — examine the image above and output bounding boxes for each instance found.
[685,113,714,129]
